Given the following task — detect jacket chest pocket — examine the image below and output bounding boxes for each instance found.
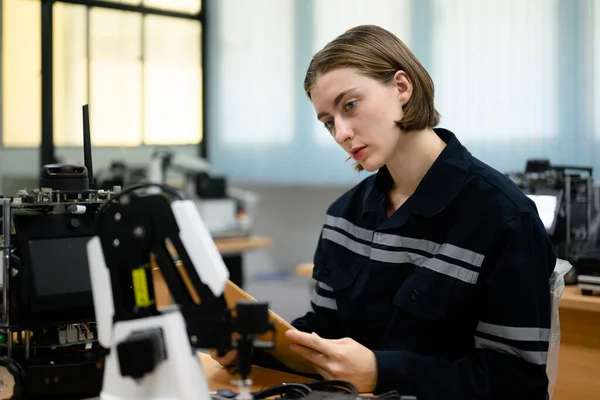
[389,274,472,353]
[393,273,454,321]
[312,256,364,320]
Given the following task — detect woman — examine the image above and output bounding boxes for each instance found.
[216,25,555,400]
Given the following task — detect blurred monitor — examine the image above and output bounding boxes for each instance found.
[524,189,562,236]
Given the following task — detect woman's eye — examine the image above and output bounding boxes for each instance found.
[345,101,357,110]
[324,120,334,131]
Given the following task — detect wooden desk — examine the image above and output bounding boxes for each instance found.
[215,236,273,256]
[153,236,273,307]
[215,236,273,288]
[553,286,600,400]
[199,352,311,392]
[296,263,314,277]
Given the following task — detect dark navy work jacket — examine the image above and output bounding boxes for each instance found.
[292,128,556,399]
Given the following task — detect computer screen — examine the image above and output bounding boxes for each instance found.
[526,194,559,232]
[29,236,93,297]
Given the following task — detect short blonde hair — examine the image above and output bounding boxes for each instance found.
[304,25,440,171]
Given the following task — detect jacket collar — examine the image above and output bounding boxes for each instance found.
[362,128,472,218]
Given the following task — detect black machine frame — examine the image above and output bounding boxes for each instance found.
[519,161,595,266]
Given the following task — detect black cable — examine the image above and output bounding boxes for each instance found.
[213,379,359,400]
[372,390,401,400]
[119,182,184,200]
[252,382,313,399]
[0,356,25,399]
[304,380,359,398]
[211,395,233,400]
[98,182,184,213]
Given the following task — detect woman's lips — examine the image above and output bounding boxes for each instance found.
[352,146,366,160]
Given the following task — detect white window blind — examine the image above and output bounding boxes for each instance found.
[144,0,201,14]
[215,0,295,146]
[431,0,559,142]
[2,0,41,147]
[89,8,144,146]
[54,3,88,147]
[209,0,412,184]
[144,15,202,145]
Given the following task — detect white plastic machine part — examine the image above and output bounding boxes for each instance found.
[171,200,230,296]
[86,198,230,400]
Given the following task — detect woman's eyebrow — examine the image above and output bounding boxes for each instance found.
[317,87,360,119]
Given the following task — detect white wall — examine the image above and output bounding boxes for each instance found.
[240,185,350,277]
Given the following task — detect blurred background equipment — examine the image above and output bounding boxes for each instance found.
[508,159,600,294]
[147,150,259,238]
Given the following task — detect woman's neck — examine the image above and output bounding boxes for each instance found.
[386,128,446,201]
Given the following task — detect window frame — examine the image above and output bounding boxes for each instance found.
[34,0,207,167]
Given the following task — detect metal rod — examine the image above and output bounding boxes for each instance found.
[41,0,55,168]
[565,175,571,258]
[199,0,209,159]
[2,198,12,356]
[25,329,31,360]
[587,176,593,241]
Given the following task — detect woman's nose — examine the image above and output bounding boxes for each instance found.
[334,120,353,144]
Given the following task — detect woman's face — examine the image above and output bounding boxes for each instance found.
[310,67,410,172]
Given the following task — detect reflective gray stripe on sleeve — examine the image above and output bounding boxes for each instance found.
[318,281,334,292]
[325,215,373,242]
[311,289,337,310]
[322,228,371,257]
[371,248,479,284]
[375,232,484,267]
[476,321,551,342]
[474,337,548,365]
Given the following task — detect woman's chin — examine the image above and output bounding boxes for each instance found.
[359,158,384,173]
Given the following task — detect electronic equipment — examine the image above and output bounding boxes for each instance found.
[0,105,117,398]
[0,103,281,399]
[147,151,258,238]
[508,159,599,293]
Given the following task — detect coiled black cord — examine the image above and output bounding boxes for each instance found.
[253,382,313,399]
[211,379,359,400]
[303,380,359,398]
[0,356,25,399]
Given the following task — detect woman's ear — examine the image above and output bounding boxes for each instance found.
[393,70,413,107]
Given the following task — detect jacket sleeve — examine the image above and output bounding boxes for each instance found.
[373,212,556,400]
[291,231,344,339]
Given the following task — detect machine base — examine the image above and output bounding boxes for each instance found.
[577,274,600,296]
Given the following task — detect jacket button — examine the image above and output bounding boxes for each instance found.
[324,265,330,275]
[411,290,419,302]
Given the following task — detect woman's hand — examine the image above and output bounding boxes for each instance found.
[285,330,378,393]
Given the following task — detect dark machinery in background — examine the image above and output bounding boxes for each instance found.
[0,106,116,399]
[507,159,600,295]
